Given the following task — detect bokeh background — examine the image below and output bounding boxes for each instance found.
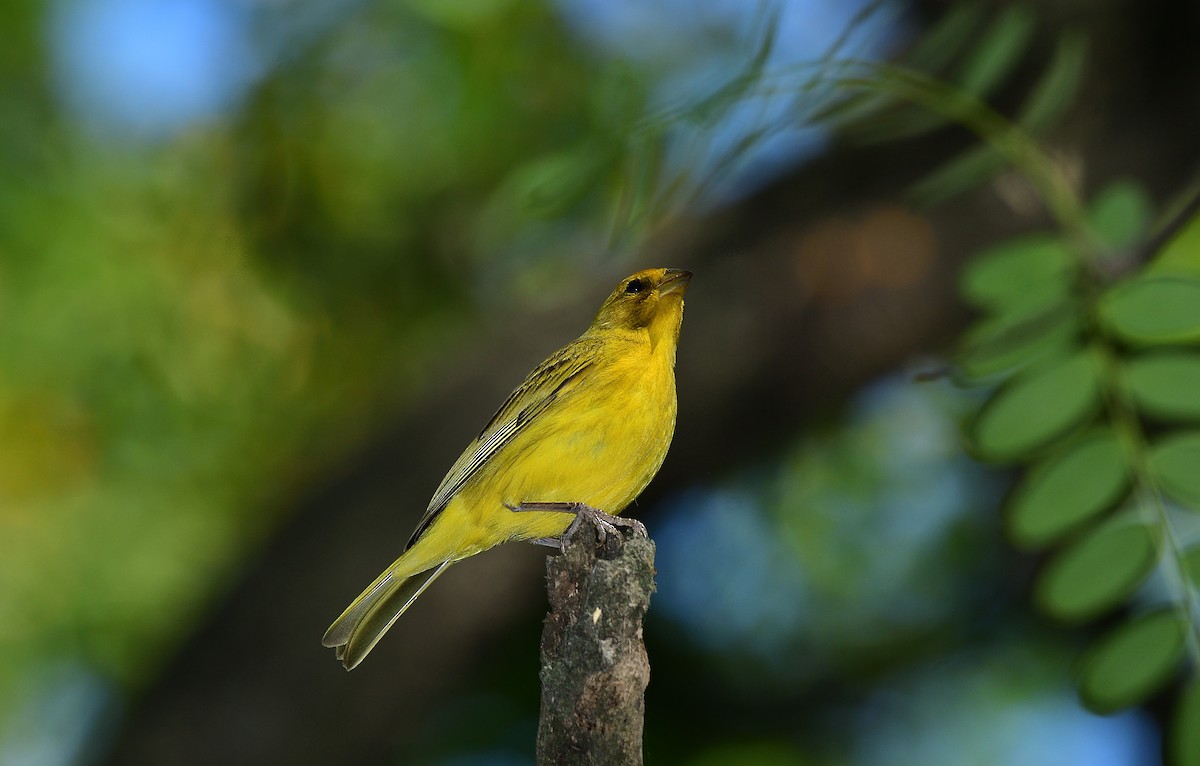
[3,0,1200,764]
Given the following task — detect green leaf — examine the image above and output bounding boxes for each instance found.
[960,235,1074,314]
[684,12,777,126]
[1080,609,1187,714]
[907,3,986,72]
[1154,205,1200,276]
[1035,514,1156,621]
[1088,181,1152,250]
[959,301,1079,380]
[1101,275,1200,345]
[509,146,609,218]
[972,350,1101,461]
[1016,31,1088,132]
[1125,352,1200,420]
[911,143,1007,208]
[956,6,1035,98]
[1007,430,1129,548]
[1149,431,1200,507]
[1172,679,1200,766]
[607,132,667,249]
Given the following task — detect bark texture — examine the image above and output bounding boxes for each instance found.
[536,520,656,766]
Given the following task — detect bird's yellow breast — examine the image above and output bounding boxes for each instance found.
[449,332,677,552]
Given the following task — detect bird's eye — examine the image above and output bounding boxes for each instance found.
[625,279,647,294]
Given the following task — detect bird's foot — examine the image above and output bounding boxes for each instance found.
[507,501,646,549]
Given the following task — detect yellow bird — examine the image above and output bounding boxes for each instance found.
[323,267,691,669]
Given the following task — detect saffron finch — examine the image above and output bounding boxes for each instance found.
[323,268,691,669]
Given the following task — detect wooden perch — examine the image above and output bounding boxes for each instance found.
[536,515,656,766]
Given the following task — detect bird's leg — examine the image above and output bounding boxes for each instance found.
[506,501,647,548]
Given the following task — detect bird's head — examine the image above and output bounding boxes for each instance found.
[589,268,691,348]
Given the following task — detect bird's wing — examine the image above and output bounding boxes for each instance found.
[404,338,600,549]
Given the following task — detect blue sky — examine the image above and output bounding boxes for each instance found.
[48,0,261,138]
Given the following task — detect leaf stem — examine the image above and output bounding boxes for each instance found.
[837,64,1093,251]
[1094,345,1200,668]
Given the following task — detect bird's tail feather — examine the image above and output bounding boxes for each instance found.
[322,558,454,670]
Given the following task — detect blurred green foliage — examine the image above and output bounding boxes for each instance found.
[0,132,320,690]
[0,0,653,719]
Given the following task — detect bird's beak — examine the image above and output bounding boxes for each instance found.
[659,269,692,296]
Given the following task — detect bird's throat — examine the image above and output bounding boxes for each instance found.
[647,300,684,360]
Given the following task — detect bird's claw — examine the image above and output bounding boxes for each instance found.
[508,501,646,550]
